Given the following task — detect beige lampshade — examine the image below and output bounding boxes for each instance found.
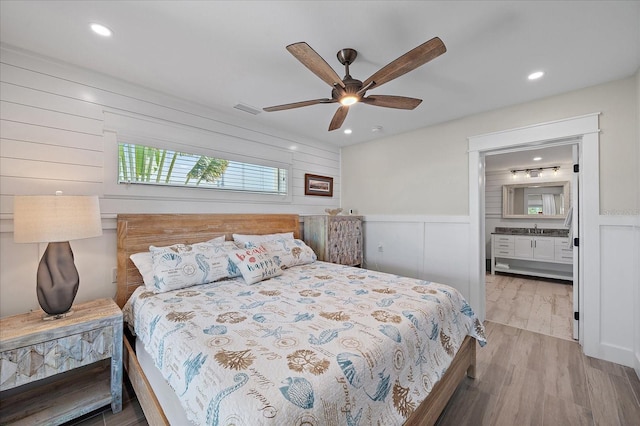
[13,195,102,243]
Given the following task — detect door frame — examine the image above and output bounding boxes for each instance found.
[468,113,600,348]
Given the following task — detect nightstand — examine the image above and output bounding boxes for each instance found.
[0,298,123,425]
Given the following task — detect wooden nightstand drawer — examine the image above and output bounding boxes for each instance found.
[1,326,114,391]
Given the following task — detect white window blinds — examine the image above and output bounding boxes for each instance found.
[118,143,287,195]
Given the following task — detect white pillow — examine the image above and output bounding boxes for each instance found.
[233,232,294,247]
[130,236,225,291]
[130,251,155,288]
[262,239,316,268]
[227,245,283,284]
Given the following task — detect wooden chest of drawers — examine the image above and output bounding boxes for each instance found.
[303,215,363,266]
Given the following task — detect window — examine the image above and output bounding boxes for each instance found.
[527,194,543,215]
[118,143,287,195]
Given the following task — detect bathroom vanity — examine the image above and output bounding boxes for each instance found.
[491,227,573,280]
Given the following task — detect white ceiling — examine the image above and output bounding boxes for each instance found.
[1,1,639,149]
[484,144,573,172]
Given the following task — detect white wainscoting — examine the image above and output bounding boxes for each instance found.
[635,220,640,377]
[594,216,640,368]
[363,214,639,368]
[362,216,473,312]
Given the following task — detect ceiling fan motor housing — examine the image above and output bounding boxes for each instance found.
[332,77,363,100]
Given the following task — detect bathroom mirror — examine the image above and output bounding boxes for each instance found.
[502,181,570,219]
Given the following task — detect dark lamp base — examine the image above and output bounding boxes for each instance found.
[37,241,79,317]
[42,309,75,321]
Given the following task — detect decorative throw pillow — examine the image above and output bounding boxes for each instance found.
[233,232,294,247]
[227,245,283,284]
[220,241,242,278]
[262,239,317,268]
[149,237,230,293]
[130,236,225,290]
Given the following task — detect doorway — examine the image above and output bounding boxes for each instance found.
[467,113,601,349]
[484,144,577,340]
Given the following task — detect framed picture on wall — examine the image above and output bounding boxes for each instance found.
[304,174,333,197]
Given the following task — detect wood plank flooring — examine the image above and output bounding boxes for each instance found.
[436,321,640,426]
[486,272,574,341]
[62,375,147,426]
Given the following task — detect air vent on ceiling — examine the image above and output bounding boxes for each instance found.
[233,103,261,115]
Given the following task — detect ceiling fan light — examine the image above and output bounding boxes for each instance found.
[340,95,358,106]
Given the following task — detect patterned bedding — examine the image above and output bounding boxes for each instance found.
[124,261,486,425]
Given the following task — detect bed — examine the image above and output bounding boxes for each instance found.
[115,213,486,425]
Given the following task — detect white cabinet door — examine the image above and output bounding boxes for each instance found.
[514,236,534,258]
[533,237,555,260]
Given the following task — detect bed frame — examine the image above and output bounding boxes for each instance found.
[115,213,476,426]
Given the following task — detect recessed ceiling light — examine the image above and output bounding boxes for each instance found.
[90,23,113,37]
[343,129,352,135]
[533,156,542,161]
[528,71,544,80]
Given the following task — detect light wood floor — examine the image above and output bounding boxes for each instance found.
[486,272,574,341]
[63,376,147,426]
[437,321,640,425]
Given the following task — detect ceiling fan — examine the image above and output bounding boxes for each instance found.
[263,37,446,131]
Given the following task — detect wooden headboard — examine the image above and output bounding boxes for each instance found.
[116,214,300,307]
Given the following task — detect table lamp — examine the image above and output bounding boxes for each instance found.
[13,193,102,319]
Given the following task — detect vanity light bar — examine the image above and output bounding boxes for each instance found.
[510,166,560,177]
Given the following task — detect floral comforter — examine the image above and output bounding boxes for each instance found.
[124,261,486,425]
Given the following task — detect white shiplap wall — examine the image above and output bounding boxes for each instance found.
[0,46,340,316]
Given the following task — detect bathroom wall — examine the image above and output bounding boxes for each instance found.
[485,163,573,258]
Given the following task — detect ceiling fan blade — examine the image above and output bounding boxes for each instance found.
[360,95,423,110]
[287,42,346,89]
[328,106,349,131]
[362,37,446,90]
[263,98,334,112]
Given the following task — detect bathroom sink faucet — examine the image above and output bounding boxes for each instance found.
[534,224,538,234]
